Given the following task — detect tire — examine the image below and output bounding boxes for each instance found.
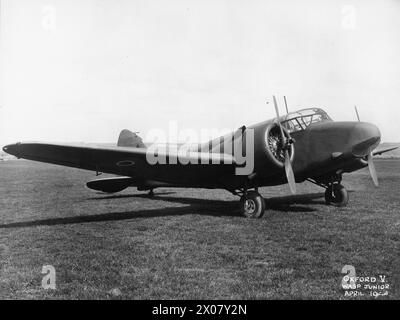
[240,190,266,218]
[325,184,349,207]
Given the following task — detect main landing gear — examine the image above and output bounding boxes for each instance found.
[240,190,265,218]
[231,188,266,218]
[324,184,349,207]
[307,175,349,207]
[232,174,350,218]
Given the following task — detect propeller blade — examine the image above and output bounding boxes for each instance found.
[285,150,296,194]
[367,153,379,187]
[284,96,289,114]
[353,106,378,187]
[272,95,285,139]
[272,95,296,194]
[355,105,360,122]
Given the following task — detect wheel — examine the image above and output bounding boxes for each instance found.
[240,190,265,218]
[325,184,349,207]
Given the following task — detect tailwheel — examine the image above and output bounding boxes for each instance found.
[325,184,349,207]
[240,190,265,218]
[148,188,155,197]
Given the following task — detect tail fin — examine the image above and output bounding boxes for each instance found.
[117,129,146,148]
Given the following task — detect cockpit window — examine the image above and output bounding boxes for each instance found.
[281,108,332,133]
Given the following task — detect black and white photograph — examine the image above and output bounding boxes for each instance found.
[0,0,399,304]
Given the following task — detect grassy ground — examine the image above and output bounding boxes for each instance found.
[0,159,399,299]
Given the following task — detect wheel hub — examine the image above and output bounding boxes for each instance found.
[244,199,256,214]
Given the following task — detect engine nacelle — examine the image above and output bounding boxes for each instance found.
[264,123,294,166]
[86,177,134,193]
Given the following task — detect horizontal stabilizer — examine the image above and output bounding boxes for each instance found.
[86,176,135,193]
[117,129,146,148]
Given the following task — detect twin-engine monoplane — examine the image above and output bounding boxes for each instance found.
[3,97,396,218]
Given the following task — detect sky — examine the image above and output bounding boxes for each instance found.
[1,0,399,145]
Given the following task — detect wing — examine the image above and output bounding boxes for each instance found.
[373,146,399,156]
[3,142,237,186]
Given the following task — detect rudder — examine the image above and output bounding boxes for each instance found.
[117,129,146,148]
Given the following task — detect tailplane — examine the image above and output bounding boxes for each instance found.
[117,129,146,148]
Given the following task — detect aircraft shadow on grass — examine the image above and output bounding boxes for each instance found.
[0,192,325,229]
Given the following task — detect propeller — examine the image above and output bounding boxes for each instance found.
[354,106,379,187]
[367,153,379,187]
[272,95,296,194]
[354,105,360,122]
[284,96,289,114]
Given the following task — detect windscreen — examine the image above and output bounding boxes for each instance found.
[281,108,332,133]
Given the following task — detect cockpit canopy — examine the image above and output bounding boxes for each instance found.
[281,108,332,133]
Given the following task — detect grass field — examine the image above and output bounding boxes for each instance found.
[0,159,399,299]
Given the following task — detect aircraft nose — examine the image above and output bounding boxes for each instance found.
[351,122,381,157]
[2,143,19,157]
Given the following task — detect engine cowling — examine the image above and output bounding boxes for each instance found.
[264,123,294,168]
[250,122,295,179]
